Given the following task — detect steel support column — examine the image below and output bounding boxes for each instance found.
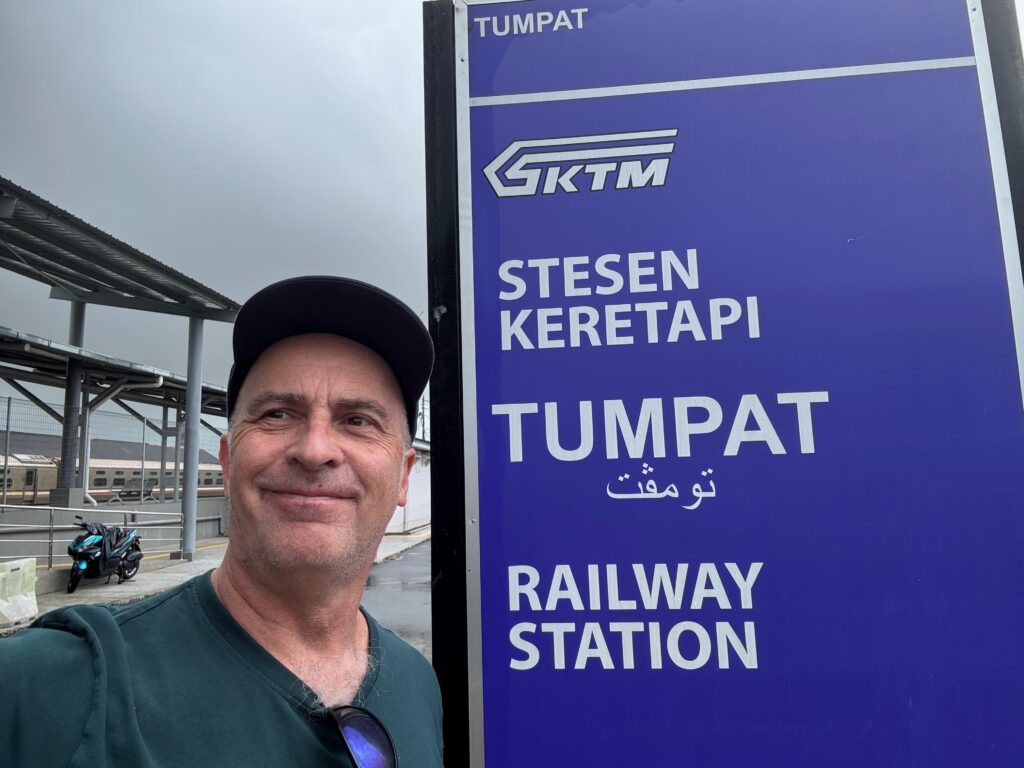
[182,317,204,559]
[172,406,182,502]
[2,396,11,505]
[159,407,168,502]
[78,388,95,505]
[140,417,147,498]
[55,301,86,506]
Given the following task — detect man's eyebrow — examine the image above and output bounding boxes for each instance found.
[331,397,391,420]
[244,393,393,420]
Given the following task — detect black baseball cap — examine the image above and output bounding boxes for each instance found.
[226,276,433,434]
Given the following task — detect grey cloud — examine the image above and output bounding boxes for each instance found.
[0,0,428,390]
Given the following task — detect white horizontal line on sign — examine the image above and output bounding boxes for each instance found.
[469,56,978,107]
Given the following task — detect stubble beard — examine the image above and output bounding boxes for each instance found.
[226,482,388,588]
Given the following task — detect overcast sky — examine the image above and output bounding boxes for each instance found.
[1,1,1023,407]
[0,0,428,401]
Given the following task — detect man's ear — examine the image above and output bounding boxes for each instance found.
[396,447,416,508]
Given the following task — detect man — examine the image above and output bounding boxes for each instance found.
[0,277,443,767]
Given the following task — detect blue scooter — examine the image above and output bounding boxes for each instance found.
[67,516,143,593]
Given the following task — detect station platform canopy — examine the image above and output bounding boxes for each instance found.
[0,325,227,417]
[0,175,238,321]
[0,174,238,555]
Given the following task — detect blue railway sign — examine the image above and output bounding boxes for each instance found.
[438,1,1024,764]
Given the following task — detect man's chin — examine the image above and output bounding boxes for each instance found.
[252,536,376,579]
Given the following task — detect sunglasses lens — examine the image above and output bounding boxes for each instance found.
[337,710,396,768]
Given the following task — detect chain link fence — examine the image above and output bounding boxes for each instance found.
[1,394,225,506]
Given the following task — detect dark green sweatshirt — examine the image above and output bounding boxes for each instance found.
[0,570,443,767]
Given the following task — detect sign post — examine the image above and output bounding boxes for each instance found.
[426,1,1024,764]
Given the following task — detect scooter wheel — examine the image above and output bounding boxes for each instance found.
[119,542,141,582]
[119,560,140,582]
[67,566,83,594]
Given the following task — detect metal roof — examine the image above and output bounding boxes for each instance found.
[2,432,220,465]
[0,175,239,321]
[0,325,227,417]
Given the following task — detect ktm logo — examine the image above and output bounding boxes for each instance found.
[482,129,678,198]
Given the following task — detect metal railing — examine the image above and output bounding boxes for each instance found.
[0,504,185,568]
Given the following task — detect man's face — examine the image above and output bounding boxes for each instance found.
[220,333,415,579]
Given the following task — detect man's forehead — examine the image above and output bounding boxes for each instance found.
[241,333,403,401]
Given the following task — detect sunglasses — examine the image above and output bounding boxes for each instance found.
[329,705,398,768]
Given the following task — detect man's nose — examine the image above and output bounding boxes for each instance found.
[287,413,344,469]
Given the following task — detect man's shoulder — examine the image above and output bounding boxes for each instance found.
[0,612,93,669]
[361,611,444,768]
[1,572,205,666]
[35,572,201,634]
[0,574,214,761]
[366,611,438,688]
[0,607,106,764]
[361,608,440,708]
[0,613,96,726]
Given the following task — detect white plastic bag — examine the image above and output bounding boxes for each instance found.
[0,558,39,626]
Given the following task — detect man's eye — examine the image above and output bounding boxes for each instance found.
[263,409,290,420]
[346,415,371,427]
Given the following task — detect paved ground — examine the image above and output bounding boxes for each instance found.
[3,528,433,653]
[361,539,433,660]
